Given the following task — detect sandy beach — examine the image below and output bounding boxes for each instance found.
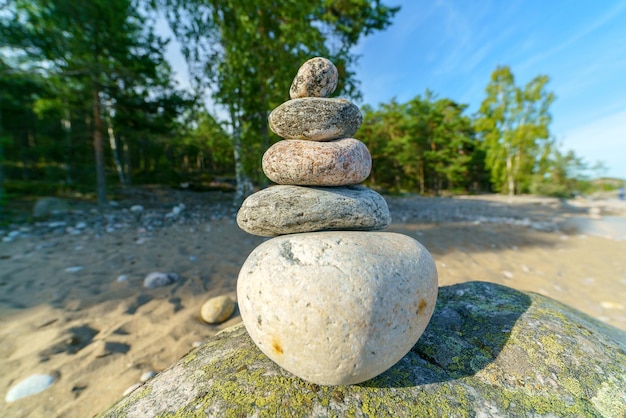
[1,189,625,417]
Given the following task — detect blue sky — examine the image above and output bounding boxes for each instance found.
[161,1,626,179]
[353,0,626,179]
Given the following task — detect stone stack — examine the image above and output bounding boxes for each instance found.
[236,57,438,386]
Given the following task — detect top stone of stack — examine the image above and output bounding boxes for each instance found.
[289,57,338,99]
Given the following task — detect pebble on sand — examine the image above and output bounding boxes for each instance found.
[65,266,84,273]
[200,295,236,324]
[143,272,179,289]
[140,371,157,382]
[5,374,55,402]
[122,383,142,396]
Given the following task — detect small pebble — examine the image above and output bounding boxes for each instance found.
[123,383,142,396]
[600,301,624,310]
[140,371,157,382]
[117,275,129,283]
[503,271,514,279]
[200,295,236,324]
[130,205,144,213]
[48,221,67,228]
[5,374,55,402]
[143,272,179,289]
[65,266,84,273]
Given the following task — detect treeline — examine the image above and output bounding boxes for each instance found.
[358,66,609,197]
[0,0,606,210]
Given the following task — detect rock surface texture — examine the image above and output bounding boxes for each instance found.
[238,231,438,385]
[237,185,391,236]
[235,57,437,386]
[268,98,363,141]
[262,138,371,186]
[289,57,338,99]
[99,282,626,418]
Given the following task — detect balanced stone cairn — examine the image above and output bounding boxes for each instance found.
[236,57,438,386]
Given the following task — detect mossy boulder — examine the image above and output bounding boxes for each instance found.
[99,282,626,417]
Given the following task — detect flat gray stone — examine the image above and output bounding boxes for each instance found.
[262,138,371,186]
[268,98,362,141]
[238,231,438,385]
[236,185,391,236]
[289,57,338,99]
[100,282,626,417]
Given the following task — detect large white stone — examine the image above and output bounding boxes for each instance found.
[237,231,438,385]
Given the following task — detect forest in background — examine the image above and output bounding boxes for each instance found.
[0,0,617,215]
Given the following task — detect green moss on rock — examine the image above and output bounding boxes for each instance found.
[98,282,626,418]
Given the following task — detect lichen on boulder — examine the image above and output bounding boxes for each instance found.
[98,281,626,418]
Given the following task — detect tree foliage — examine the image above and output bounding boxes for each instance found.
[357,92,486,194]
[1,0,191,203]
[158,0,400,202]
[474,66,555,196]
[0,2,609,206]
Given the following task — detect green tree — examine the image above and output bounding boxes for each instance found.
[475,66,555,196]
[2,0,186,204]
[358,93,478,194]
[159,0,399,203]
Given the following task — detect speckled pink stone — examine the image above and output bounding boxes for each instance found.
[262,138,371,186]
[290,57,338,99]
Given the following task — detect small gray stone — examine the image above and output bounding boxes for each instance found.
[268,98,362,141]
[5,374,55,402]
[289,57,338,99]
[143,272,179,289]
[200,295,236,324]
[262,138,371,186]
[238,231,438,385]
[140,371,157,382]
[33,197,69,218]
[236,185,391,236]
[123,383,142,396]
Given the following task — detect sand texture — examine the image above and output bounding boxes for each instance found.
[1,189,625,417]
